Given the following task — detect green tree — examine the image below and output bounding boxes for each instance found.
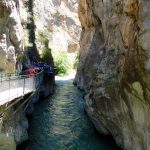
[52,50,72,76]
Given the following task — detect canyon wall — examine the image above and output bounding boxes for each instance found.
[31,0,81,53]
[75,0,150,149]
[0,0,23,73]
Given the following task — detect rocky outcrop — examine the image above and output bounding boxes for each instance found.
[0,0,24,73]
[75,0,150,149]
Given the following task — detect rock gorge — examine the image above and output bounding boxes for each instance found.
[0,0,150,150]
[75,0,150,150]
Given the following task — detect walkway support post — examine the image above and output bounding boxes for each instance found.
[17,77,19,97]
[8,76,10,101]
[23,78,25,94]
[0,74,2,83]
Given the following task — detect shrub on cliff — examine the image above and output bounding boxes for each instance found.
[73,51,79,70]
[40,48,52,63]
[52,50,72,76]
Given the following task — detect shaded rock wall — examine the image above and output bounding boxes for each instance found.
[0,99,29,150]
[75,0,150,149]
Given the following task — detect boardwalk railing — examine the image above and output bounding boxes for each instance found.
[0,71,43,105]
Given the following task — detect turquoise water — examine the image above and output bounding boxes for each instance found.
[22,80,120,150]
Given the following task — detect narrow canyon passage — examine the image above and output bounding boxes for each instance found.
[20,79,120,150]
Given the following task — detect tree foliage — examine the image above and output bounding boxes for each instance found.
[52,50,72,76]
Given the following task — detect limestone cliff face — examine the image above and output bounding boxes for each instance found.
[33,0,81,53]
[0,0,24,73]
[75,0,150,149]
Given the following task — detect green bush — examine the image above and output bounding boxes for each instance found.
[73,51,79,70]
[90,65,98,77]
[40,48,52,63]
[52,50,72,76]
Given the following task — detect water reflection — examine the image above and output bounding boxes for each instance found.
[22,80,121,150]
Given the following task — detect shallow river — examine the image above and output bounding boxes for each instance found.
[21,79,120,150]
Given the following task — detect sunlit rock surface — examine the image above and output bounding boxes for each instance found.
[75,0,150,149]
[33,0,81,52]
[0,0,23,73]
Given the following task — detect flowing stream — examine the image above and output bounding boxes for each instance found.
[21,79,120,150]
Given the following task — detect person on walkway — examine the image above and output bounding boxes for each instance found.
[28,66,36,77]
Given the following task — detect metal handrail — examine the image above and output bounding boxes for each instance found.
[0,70,44,105]
[0,70,43,82]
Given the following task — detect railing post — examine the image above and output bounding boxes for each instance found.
[34,74,37,90]
[17,77,19,97]
[8,76,10,101]
[1,73,2,83]
[32,76,34,90]
[23,78,25,94]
